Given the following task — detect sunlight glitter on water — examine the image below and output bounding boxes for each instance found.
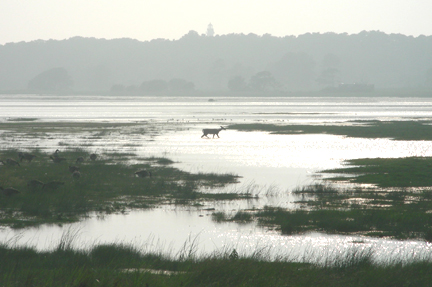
[2,95,432,261]
[141,128,432,190]
[2,208,432,264]
[2,95,432,122]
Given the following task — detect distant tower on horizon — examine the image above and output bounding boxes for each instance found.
[206,23,214,37]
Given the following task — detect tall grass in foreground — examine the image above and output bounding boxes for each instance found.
[1,230,432,287]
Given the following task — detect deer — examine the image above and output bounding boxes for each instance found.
[201,126,226,138]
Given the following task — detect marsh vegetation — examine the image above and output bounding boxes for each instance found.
[0,148,243,228]
[1,237,432,287]
[214,157,432,241]
[2,117,432,285]
[229,120,432,140]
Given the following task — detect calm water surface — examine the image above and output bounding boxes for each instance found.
[1,95,432,262]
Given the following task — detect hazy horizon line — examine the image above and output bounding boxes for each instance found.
[2,29,431,46]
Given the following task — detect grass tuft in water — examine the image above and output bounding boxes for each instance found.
[6,117,38,122]
[292,183,339,194]
[144,156,175,165]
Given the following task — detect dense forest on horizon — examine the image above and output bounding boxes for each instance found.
[1,30,432,95]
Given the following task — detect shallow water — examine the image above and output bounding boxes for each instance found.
[2,94,432,122]
[3,208,432,264]
[1,95,432,261]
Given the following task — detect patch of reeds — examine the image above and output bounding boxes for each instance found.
[6,117,38,122]
[256,157,432,240]
[211,211,227,222]
[1,238,432,286]
[229,120,432,140]
[231,211,253,223]
[144,156,175,165]
[0,148,243,228]
[211,176,432,240]
[322,156,432,187]
[292,183,339,194]
[260,180,432,240]
[210,210,254,224]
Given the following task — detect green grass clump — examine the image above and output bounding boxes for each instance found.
[143,156,175,165]
[322,157,432,187]
[229,120,432,140]
[211,212,227,222]
[0,148,242,228]
[277,157,432,239]
[212,178,432,240]
[255,206,432,239]
[231,211,253,223]
[210,210,255,225]
[6,117,38,122]
[292,183,339,194]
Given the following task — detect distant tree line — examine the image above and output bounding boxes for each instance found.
[1,31,432,94]
[27,67,73,92]
[110,78,195,95]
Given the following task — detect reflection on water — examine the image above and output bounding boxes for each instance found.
[2,208,432,264]
[143,129,432,196]
[2,95,432,261]
[2,95,432,122]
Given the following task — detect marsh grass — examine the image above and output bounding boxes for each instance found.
[322,157,432,187]
[1,239,432,286]
[231,211,253,223]
[0,148,242,228]
[6,118,38,122]
[229,120,432,140]
[211,211,227,222]
[143,156,175,165]
[258,178,432,239]
[261,157,432,240]
[211,210,254,224]
[292,183,339,194]
[213,179,432,240]
[214,180,270,198]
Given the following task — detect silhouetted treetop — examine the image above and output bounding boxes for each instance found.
[28,67,73,92]
[0,31,431,93]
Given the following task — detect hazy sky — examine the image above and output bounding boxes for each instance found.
[1,0,432,44]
